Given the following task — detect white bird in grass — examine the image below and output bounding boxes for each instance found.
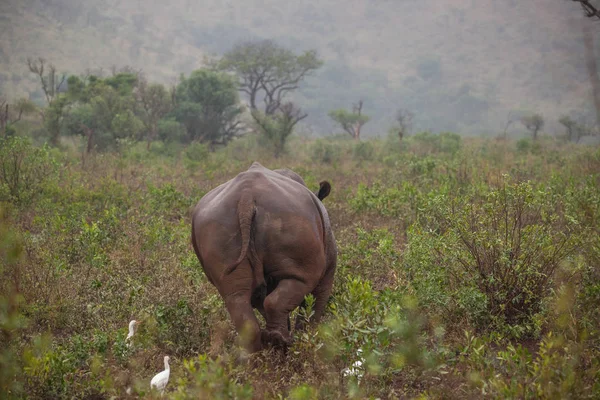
[342,348,365,383]
[126,320,140,347]
[150,355,170,394]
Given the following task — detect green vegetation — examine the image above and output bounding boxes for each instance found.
[1,130,599,398]
[329,101,370,140]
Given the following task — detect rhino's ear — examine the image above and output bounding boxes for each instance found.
[316,181,331,201]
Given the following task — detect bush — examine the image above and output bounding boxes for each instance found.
[516,138,531,154]
[158,118,187,143]
[438,132,462,154]
[405,179,583,336]
[184,141,210,171]
[352,141,375,161]
[170,354,253,399]
[311,139,340,164]
[350,181,423,224]
[409,131,461,155]
[0,136,58,205]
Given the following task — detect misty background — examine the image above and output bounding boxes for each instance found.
[0,0,597,137]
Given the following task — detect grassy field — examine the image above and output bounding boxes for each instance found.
[1,133,599,399]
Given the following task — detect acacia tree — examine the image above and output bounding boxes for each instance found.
[520,114,544,140]
[559,116,581,142]
[27,58,69,145]
[218,40,322,115]
[134,78,172,149]
[328,100,370,140]
[217,40,322,154]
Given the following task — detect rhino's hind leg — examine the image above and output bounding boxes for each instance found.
[221,262,262,353]
[296,264,335,331]
[225,293,262,353]
[262,279,311,349]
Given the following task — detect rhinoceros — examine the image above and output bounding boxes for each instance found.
[191,162,337,352]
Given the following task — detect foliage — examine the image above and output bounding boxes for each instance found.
[0,207,27,398]
[158,118,187,143]
[0,98,37,138]
[0,136,58,205]
[62,73,144,151]
[0,135,599,399]
[173,69,243,147]
[520,113,545,140]
[328,108,370,140]
[352,141,375,161]
[409,131,462,155]
[310,139,341,164]
[171,354,253,399]
[252,103,307,158]
[405,179,584,336]
[217,39,322,115]
[516,137,531,154]
[183,141,210,171]
[134,79,173,147]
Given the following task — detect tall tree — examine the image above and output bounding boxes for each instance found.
[134,78,172,149]
[559,116,582,142]
[216,40,322,155]
[173,69,243,146]
[27,58,68,145]
[328,100,370,140]
[520,114,544,140]
[217,40,323,116]
[63,73,142,151]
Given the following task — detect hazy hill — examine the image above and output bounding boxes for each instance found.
[0,0,597,136]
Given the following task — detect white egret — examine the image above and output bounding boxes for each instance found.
[150,355,170,394]
[342,348,365,382]
[126,320,140,347]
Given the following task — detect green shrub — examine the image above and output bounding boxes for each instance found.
[407,157,437,176]
[409,131,461,155]
[146,183,191,219]
[0,136,58,205]
[170,354,253,399]
[405,179,583,336]
[158,117,187,143]
[0,207,28,398]
[184,141,210,171]
[439,132,462,154]
[337,228,399,285]
[311,139,340,164]
[349,181,423,223]
[352,141,375,161]
[516,137,531,154]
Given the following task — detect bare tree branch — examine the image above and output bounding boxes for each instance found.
[573,0,600,19]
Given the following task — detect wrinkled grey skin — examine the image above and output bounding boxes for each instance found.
[191,162,337,352]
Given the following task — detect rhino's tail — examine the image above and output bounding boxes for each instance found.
[221,190,256,278]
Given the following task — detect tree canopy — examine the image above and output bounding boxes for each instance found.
[217,39,322,115]
[328,101,370,140]
[173,69,243,146]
